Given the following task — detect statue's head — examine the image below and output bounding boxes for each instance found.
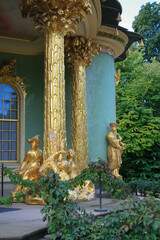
[28,135,41,148]
[109,123,118,132]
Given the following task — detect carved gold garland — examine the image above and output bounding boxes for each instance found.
[19,0,92,34]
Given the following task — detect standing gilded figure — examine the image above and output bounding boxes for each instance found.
[107,123,126,179]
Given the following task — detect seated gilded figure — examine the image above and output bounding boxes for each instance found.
[11,135,44,204]
[39,143,94,201]
[107,123,126,179]
[39,149,76,181]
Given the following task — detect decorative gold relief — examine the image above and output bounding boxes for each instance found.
[0,59,27,98]
[107,123,126,179]
[19,0,92,34]
[65,37,100,174]
[115,68,121,87]
[0,59,16,77]
[65,37,101,67]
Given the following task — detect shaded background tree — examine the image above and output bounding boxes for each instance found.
[133,2,160,62]
[116,49,160,181]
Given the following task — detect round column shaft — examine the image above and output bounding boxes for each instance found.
[43,30,66,160]
[65,37,100,174]
[72,64,88,174]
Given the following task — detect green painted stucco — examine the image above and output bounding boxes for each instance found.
[86,52,116,162]
[0,52,44,154]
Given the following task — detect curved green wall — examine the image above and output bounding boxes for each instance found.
[86,52,116,162]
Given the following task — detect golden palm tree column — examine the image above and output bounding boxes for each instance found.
[19,0,92,161]
[65,37,100,174]
[43,29,66,159]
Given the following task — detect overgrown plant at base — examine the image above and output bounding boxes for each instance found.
[0,168,94,240]
[0,167,160,239]
[70,160,130,200]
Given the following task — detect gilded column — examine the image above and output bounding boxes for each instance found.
[65,37,100,174]
[19,0,92,160]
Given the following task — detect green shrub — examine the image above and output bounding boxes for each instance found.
[85,197,160,240]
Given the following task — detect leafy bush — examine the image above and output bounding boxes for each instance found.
[70,160,130,200]
[1,168,160,240]
[85,197,160,240]
[0,168,94,240]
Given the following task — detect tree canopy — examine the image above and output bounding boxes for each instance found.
[116,49,160,181]
[133,2,160,61]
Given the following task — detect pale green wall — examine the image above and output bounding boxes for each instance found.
[0,53,44,154]
[86,52,116,162]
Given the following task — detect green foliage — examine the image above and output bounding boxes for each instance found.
[128,180,160,197]
[86,197,160,240]
[0,168,94,240]
[133,2,160,61]
[1,168,160,239]
[116,50,160,181]
[70,160,130,200]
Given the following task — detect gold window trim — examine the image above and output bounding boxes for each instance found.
[0,83,20,163]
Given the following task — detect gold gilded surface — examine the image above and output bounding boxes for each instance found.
[71,65,88,175]
[11,135,44,204]
[0,59,27,98]
[40,145,95,201]
[107,123,126,179]
[65,37,101,67]
[43,31,67,160]
[19,0,92,34]
[65,37,100,174]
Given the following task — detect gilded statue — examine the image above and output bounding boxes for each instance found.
[39,149,76,181]
[107,123,126,179]
[11,135,44,204]
[40,143,94,201]
[115,68,121,87]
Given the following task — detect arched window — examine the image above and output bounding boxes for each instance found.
[0,59,26,166]
[0,84,19,162]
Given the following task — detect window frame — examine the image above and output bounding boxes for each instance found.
[0,76,26,166]
[0,83,20,163]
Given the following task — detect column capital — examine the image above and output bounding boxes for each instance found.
[19,0,92,34]
[65,37,101,67]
